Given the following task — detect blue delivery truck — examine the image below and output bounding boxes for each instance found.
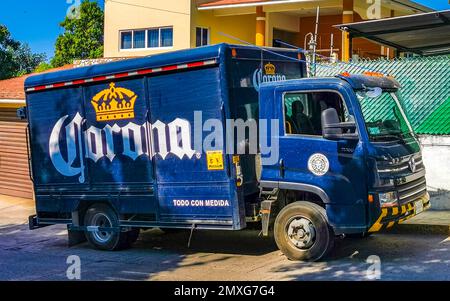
[22,44,429,261]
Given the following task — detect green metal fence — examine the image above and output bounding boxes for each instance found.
[316,56,450,135]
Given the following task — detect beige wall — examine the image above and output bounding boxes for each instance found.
[191,9,256,47]
[266,12,300,47]
[103,0,431,58]
[104,0,192,58]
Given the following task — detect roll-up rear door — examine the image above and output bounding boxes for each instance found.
[0,108,33,199]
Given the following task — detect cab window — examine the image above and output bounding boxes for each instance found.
[284,91,349,136]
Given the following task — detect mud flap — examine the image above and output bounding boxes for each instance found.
[260,200,276,237]
[68,228,87,247]
[68,211,86,247]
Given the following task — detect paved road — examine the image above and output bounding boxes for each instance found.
[0,197,449,281]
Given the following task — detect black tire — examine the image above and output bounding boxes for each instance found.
[274,201,334,261]
[84,203,134,251]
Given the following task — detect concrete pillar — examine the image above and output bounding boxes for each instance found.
[342,0,354,62]
[256,6,266,46]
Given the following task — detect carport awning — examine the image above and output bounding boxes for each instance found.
[334,10,450,56]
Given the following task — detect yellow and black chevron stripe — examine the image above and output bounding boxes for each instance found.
[368,194,431,233]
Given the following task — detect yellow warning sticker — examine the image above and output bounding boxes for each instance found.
[207,151,224,171]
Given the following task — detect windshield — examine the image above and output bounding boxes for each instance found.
[356,88,414,142]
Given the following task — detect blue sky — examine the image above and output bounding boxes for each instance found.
[0,0,448,60]
[0,0,104,60]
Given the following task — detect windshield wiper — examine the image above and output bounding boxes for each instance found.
[388,131,413,139]
[371,134,402,142]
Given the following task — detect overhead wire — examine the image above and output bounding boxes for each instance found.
[218,32,388,76]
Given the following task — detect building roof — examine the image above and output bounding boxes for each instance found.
[0,65,73,100]
[335,10,450,56]
[199,0,278,9]
[198,0,432,11]
[316,55,450,135]
[200,0,266,8]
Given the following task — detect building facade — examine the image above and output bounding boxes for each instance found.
[104,0,432,60]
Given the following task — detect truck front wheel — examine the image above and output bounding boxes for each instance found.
[84,204,135,251]
[274,201,334,261]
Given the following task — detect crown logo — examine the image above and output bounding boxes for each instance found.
[91,83,137,122]
[264,62,276,75]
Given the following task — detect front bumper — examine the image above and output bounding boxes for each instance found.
[368,192,430,233]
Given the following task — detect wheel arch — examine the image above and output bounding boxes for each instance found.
[74,200,120,226]
[261,180,331,208]
[280,182,330,203]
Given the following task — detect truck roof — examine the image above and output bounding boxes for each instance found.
[24,43,302,92]
[261,74,401,91]
[336,74,401,90]
[262,75,401,90]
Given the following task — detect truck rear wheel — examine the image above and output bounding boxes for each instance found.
[84,204,135,251]
[274,201,334,261]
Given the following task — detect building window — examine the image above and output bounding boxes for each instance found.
[120,27,173,50]
[133,30,146,49]
[121,31,132,49]
[160,27,173,47]
[196,27,209,47]
[147,29,159,48]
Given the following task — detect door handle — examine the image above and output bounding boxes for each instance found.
[279,159,285,178]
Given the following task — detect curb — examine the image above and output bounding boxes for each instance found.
[384,223,450,235]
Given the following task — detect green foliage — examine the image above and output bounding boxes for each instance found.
[0,25,46,80]
[13,44,47,76]
[34,62,53,73]
[51,0,104,67]
[0,25,20,80]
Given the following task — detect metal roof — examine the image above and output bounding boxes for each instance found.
[335,10,450,56]
[198,0,432,12]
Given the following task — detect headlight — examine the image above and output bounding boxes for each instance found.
[379,191,398,207]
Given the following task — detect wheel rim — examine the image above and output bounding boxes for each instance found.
[91,212,113,244]
[286,216,316,250]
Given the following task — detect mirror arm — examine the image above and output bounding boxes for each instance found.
[323,122,357,130]
[324,132,359,141]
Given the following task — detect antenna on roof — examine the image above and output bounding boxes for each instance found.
[309,6,320,77]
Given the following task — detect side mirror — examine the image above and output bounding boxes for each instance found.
[321,108,359,141]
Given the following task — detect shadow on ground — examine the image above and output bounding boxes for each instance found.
[270,234,450,280]
[137,228,278,256]
[1,221,449,280]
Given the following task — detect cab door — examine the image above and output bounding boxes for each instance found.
[276,85,368,229]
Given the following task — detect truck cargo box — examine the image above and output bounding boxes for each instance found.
[25,44,305,230]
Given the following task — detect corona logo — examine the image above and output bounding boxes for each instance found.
[49,113,196,183]
[91,83,137,122]
[253,63,286,92]
[264,62,276,75]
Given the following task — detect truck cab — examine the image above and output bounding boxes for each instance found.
[259,73,430,261]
